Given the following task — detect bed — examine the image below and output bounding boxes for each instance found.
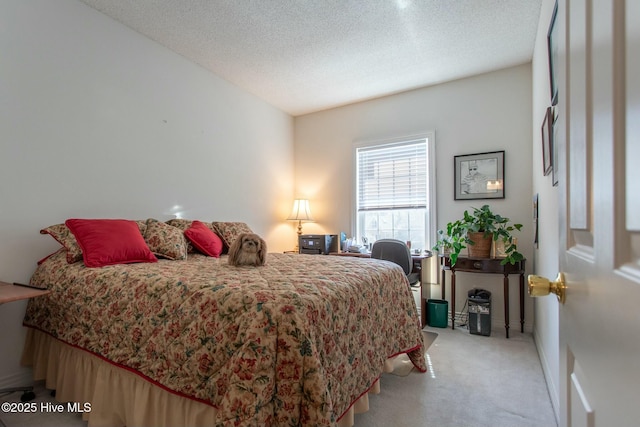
[21,219,426,427]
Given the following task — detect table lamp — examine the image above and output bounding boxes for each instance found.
[287,199,314,251]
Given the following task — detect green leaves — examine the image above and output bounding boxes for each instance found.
[434,204,524,266]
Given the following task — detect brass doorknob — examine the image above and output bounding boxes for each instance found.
[527,273,566,304]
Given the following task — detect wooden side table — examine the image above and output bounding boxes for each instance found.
[439,256,526,338]
[0,281,50,305]
[0,281,50,403]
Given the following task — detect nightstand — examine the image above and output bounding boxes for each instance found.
[0,281,50,403]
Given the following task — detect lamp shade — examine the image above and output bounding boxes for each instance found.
[286,199,314,222]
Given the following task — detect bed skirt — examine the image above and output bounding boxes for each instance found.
[21,329,394,427]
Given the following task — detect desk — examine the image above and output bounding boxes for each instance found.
[329,251,429,272]
[0,281,50,407]
[329,252,432,327]
[439,256,525,338]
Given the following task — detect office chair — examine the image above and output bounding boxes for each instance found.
[370,239,420,286]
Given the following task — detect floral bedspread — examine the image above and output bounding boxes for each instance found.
[24,250,426,426]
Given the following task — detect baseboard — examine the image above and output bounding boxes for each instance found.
[0,367,33,390]
[533,326,560,424]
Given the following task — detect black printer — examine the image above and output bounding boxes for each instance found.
[298,234,338,255]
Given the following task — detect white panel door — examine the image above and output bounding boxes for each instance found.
[553,1,640,426]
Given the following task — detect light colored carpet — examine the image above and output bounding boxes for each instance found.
[1,327,557,427]
[354,326,558,427]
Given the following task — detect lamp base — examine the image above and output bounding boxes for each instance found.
[294,220,303,253]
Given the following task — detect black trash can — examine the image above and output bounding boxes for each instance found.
[468,289,491,336]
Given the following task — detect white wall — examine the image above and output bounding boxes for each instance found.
[531,0,561,420]
[0,0,294,387]
[294,64,534,332]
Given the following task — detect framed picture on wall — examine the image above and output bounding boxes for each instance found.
[552,113,559,186]
[541,107,553,176]
[547,0,559,105]
[533,193,539,248]
[454,150,505,200]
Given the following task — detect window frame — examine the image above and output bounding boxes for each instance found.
[352,132,437,251]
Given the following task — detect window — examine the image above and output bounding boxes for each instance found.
[354,134,436,253]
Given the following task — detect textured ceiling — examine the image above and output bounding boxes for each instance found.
[78,0,542,116]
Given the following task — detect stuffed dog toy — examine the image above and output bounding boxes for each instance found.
[228,233,267,266]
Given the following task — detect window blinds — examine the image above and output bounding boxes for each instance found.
[357,139,427,211]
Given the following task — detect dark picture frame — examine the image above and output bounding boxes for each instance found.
[547,1,559,105]
[454,150,505,200]
[552,112,559,186]
[541,107,553,176]
[533,193,539,248]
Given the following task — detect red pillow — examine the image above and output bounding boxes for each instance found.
[184,220,223,257]
[65,219,158,268]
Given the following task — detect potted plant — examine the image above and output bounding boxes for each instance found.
[433,204,524,266]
